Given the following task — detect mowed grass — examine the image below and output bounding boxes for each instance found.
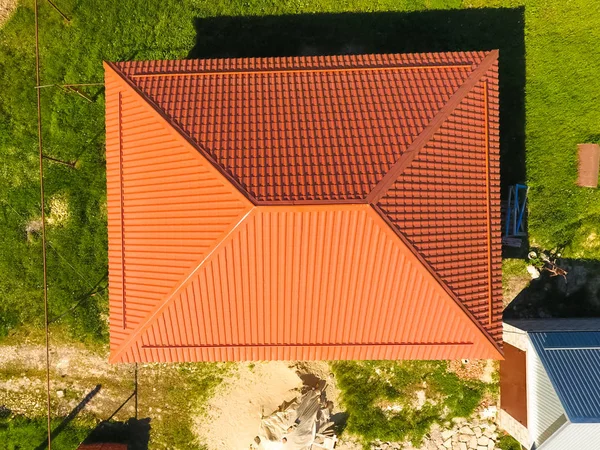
[487,0,600,257]
[524,1,600,257]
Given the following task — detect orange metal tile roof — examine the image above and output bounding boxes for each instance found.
[104,50,503,363]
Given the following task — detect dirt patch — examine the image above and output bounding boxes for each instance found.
[503,272,531,307]
[502,259,532,308]
[0,344,133,418]
[192,361,348,450]
[448,360,495,383]
[0,0,17,27]
[0,342,230,447]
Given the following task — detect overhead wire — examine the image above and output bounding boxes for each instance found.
[33,0,52,446]
[29,2,140,446]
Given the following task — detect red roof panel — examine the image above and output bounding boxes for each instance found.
[114,53,483,202]
[112,206,500,362]
[377,64,502,342]
[105,65,252,353]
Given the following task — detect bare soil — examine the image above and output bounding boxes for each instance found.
[448,359,496,383]
[192,360,356,450]
[0,344,135,419]
[503,272,531,308]
[0,344,357,449]
[0,0,17,26]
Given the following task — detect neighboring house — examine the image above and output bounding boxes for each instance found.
[104,50,502,363]
[499,318,600,449]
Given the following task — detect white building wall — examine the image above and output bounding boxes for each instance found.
[540,423,600,450]
[503,322,528,351]
[528,339,566,447]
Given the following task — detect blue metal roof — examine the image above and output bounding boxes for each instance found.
[530,331,600,423]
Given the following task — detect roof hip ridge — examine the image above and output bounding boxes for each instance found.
[366,49,499,204]
[104,61,258,206]
[109,206,258,363]
[369,203,503,359]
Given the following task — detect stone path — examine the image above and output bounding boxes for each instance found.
[371,418,500,450]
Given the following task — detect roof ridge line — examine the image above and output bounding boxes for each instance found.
[370,203,503,358]
[128,63,473,78]
[366,50,499,204]
[109,206,258,364]
[104,61,257,206]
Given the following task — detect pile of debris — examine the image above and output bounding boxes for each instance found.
[252,378,337,450]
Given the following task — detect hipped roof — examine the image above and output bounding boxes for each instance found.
[104,50,502,363]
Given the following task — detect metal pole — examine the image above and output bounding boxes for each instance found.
[42,155,76,168]
[45,0,70,22]
[134,363,138,419]
[61,85,93,103]
[34,0,52,448]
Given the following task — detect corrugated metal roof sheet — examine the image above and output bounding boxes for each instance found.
[529,342,567,447]
[506,318,600,332]
[111,206,499,362]
[530,331,600,423]
[105,64,252,355]
[104,50,503,363]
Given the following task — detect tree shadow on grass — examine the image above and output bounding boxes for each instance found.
[188,7,526,192]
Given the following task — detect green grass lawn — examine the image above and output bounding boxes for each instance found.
[0,414,93,450]
[0,0,599,445]
[331,360,497,446]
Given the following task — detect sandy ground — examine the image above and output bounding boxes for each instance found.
[192,360,361,450]
[0,0,17,26]
[193,361,303,450]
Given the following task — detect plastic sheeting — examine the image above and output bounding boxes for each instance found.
[253,389,336,450]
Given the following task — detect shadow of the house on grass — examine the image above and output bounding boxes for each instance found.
[188,7,526,193]
[504,258,600,320]
[33,383,150,450]
[80,417,151,450]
